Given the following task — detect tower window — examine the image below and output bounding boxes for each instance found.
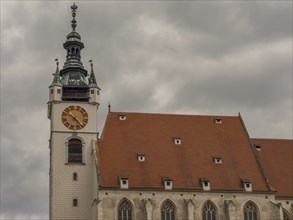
[50,89,53,94]
[68,139,82,163]
[73,199,78,207]
[73,172,78,181]
[173,138,181,145]
[97,90,100,95]
[91,90,94,94]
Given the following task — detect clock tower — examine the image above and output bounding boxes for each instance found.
[47,4,99,219]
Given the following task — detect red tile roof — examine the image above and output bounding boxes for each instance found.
[252,138,293,198]
[97,112,269,192]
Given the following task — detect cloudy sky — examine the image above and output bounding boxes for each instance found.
[1,1,292,219]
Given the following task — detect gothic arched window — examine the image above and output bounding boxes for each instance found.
[118,198,132,220]
[68,139,82,163]
[202,201,217,220]
[161,200,176,220]
[243,201,259,220]
[283,209,291,220]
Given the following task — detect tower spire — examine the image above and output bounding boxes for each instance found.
[50,58,62,87]
[60,3,88,92]
[88,60,100,89]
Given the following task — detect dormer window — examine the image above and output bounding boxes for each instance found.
[201,178,210,190]
[242,179,252,191]
[163,178,172,190]
[213,157,222,164]
[214,118,222,124]
[173,137,181,145]
[137,154,145,161]
[119,177,129,189]
[119,115,126,120]
[254,145,261,151]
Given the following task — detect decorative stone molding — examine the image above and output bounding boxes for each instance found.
[144,198,153,220]
[185,199,195,220]
[225,200,236,220]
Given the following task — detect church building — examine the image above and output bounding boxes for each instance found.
[47,4,292,220]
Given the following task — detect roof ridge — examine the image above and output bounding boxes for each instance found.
[109,111,239,118]
[252,138,293,141]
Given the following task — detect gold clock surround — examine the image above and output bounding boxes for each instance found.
[61,105,88,130]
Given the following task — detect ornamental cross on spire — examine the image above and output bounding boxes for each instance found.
[71,3,78,31]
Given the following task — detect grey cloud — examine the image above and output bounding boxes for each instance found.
[1,1,292,219]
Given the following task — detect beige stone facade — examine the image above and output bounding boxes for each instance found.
[97,189,292,220]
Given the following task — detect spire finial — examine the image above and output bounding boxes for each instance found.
[71,3,78,31]
[55,58,59,67]
[108,102,111,113]
[89,59,93,69]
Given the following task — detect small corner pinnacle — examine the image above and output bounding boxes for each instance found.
[108,102,111,113]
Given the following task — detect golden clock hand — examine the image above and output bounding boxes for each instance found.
[69,111,83,125]
[68,111,75,117]
[75,117,83,125]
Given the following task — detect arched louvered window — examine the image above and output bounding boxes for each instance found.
[118,198,132,220]
[68,139,82,163]
[284,209,292,220]
[161,200,176,220]
[243,201,259,220]
[202,201,217,220]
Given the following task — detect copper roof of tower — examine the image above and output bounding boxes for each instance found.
[60,3,87,83]
[97,112,270,192]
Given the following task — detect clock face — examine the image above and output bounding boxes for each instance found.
[61,105,88,130]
